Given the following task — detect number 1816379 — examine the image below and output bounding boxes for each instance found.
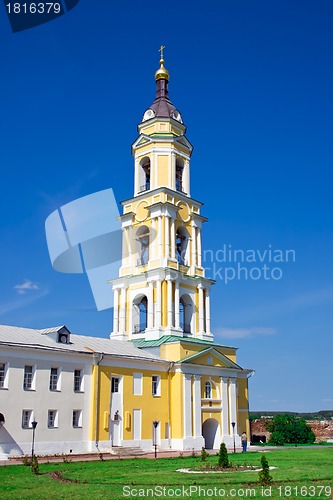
[6,2,61,14]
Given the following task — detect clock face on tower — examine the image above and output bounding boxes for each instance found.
[142,109,156,122]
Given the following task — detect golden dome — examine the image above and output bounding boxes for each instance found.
[155,46,170,81]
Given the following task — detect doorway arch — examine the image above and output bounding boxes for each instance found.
[202,418,219,449]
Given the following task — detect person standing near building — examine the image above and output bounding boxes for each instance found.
[241,432,247,452]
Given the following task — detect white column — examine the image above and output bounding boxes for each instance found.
[151,218,156,259]
[191,225,197,268]
[221,377,229,437]
[198,284,204,332]
[175,281,180,329]
[165,216,170,260]
[184,374,192,438]
[183,159,190,196]
[197,227,202,267]
[156,280,162,328]
[152,152,157,190]
[193,375,202,438]
[134,158,139,195]
[158,216,163,259]
[119,287,126,333]
[113,288,120,333]
[205,288,211,334]
[170,218,176,259]
[128,226,133,270]
[229,378,237,435]
[148,281,154,329]
[171,152,176,190]
[167,278,173,328]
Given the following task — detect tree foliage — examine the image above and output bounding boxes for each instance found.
[31,455,39,475]
[218,442,229,468]
[258,454,272,485]
[267,414,315,445]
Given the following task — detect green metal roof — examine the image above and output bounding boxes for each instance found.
[131,335,237,350]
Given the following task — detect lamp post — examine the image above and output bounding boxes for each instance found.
[153,421,158,459]
[231,421,236,454]
[31,420,38,463]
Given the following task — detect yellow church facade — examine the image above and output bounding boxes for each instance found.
[90,52,253,452]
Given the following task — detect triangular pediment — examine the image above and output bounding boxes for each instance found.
[132,134,153,149]
[179,347,242,370]
[174,135,193,151]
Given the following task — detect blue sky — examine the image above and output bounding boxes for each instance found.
[0,0,332,412]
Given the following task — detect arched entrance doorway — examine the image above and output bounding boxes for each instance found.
[202,418,219,449]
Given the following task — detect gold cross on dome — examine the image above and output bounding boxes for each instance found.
[158,45,166,60]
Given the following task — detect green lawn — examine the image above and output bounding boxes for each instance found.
[0,448,332,499]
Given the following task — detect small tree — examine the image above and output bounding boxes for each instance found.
[31,455,39,475]
[258,454,272,485]
[269,431,285,446]
[201,447,207,462]
[218,442,229,468]
[267,414,315,445]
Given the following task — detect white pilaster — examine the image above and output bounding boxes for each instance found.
[198,284,204,333]
[167,278,173,328]
[221,377,229,437]
[197,227,202,267]
[151,217,156,259]
[229,378,237,435]
[191,225,196,268]
[170,217,176,259]
[193,375,202,438]
[156,280,162,327]
[183,158,190,196]
[134,158,139,196]
[175,281,180,329]
[158,216,163,259]
[113,288,120,333]
[165,216,170,260]
[119,287,127,333]
[148,281,154,329]
[205,288,211,334]
[184,374,192,438]
[171,151,176,190]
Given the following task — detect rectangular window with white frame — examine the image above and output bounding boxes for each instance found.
[72,410,82,428]
[152,375,161,396]
[48,410,58,428]
[49,367,60,391]
[74,369,84,392]
[22,410,33,429]
[0,362,8,389]
[23,365,35,391]
[133,372,143,395]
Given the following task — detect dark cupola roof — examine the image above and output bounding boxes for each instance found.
[141,47,183,124]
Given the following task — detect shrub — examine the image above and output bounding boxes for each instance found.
[266,414,315,444]
[31,455,39,475]
[218,443,229,468]
[201,447,207,462]
[258,454,272,485]
[22,455,31,466]
[269,431,285,446]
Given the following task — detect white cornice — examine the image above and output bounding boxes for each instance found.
[121,186,203,208]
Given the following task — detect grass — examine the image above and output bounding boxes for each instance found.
[0,448,332,499]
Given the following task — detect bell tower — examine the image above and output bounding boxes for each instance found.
[110,49,214,342]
